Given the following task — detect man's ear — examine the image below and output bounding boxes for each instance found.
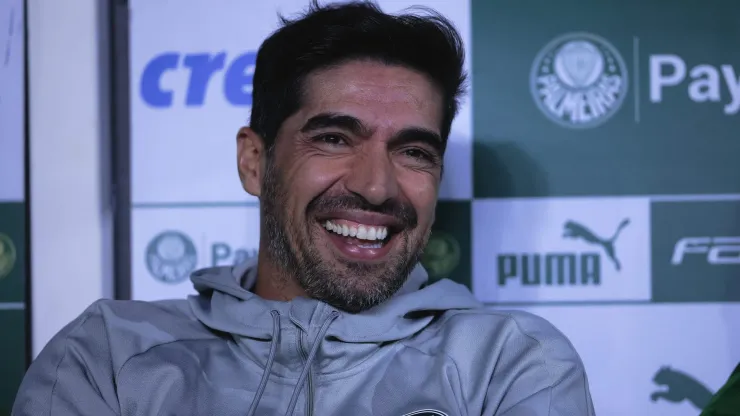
[236,126,266,197]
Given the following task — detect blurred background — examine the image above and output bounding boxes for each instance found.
[1,0,739,414]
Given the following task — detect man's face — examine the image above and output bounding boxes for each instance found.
[260,60,444,313]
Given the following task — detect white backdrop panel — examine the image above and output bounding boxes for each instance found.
[129,0,472,205]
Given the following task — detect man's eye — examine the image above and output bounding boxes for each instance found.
[314,134,345,146]
[403,148,433,161]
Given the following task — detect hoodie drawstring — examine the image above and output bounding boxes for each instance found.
[246,310,281,416]
[283,311,340,416]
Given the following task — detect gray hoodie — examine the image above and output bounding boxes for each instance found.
[12,259,595,415]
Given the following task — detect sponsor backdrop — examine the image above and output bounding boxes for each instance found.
[128,0,740,414]
[0,0,26,413]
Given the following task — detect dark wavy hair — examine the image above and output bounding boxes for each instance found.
[249,0,467,153]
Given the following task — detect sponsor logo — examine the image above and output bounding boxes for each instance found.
[145,230,259,283]
[421,231,460,281]
[401,410,448,416]
[146,231,198,284]
[210,241,258,267]
[651,366,713,411]
[650,201,740,303]
[498,218,629,286]
[564,218,630,271]
[649,55,740,115]
[0,232,16,279]
[530,32,628,129]
[671,236,740,265]
[140,51,257,108]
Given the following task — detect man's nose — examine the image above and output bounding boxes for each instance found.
[344,146,400,206]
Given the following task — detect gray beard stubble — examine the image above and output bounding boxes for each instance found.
[259,153,427,313]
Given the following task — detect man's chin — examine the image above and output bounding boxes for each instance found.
[293,224,420,312]
[297,258,409,313]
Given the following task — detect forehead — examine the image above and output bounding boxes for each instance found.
[299,60,443,133]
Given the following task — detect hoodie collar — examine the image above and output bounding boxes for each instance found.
[188,256,482,343]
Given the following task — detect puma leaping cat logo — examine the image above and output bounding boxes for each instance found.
[651,366,713,410]
[562,218,630,271]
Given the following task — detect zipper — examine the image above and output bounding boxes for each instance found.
[298,331,314,416]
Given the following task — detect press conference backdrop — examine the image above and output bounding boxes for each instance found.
[128,1,740,414]
[0,0,26,413]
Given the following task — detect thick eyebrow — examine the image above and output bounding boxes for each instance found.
[299,112,373,137]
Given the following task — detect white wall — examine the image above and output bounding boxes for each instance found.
[27,0,113,357]
[0,0,25,203]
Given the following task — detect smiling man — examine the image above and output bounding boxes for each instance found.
[245,60,446,315]
[13,1,594,415]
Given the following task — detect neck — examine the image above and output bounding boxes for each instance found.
[253,251,306,302]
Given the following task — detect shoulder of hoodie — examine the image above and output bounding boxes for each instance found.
[59,298,216,365]
[403,308,585,380]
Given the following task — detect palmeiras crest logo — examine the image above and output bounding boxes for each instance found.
[530,32,628,129]
[421,231,460,282]
[0,232,16,279]
[146,230,197,284]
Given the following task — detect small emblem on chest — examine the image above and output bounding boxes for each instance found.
[401,410,448,416]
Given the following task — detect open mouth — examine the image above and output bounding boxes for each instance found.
[318,216,402,261]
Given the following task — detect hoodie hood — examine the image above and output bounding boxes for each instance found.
[188,257,484,415]
[188,256,482,344]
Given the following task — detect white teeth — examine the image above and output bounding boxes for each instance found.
[323,220,389,241]
[358,242,383,249]
[356,226,367,240]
